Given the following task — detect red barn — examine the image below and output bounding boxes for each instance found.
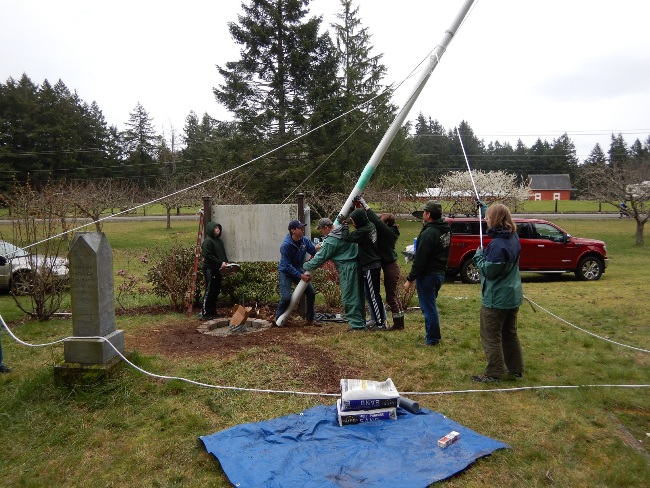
[528,174,574,201]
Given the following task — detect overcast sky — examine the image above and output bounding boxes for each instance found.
[2,0,649,161]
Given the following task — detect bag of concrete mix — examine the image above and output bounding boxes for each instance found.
[340,378,399,411]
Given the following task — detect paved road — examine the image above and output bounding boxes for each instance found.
[0,212,625,225]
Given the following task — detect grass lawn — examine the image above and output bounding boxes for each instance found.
[0,216,649,487]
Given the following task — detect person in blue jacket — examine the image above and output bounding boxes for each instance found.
[275,220,317,325]
[471,203,524,382]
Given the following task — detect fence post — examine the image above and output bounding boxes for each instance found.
[202,196,212,236]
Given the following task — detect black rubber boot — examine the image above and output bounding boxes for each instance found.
[388,315,404,331]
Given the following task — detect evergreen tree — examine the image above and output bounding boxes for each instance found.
[608,132,628,167]
[629,138,648,164]
[0,74,118,189]
[214,0,337,201]
[329,0,403,186]
[121,102,159,186]
[548,133,579,178]
[527,138,551,174]
[584,143,607,166]
[411,113,449,173]
[0,74,40,189]
[485,140,516,173]
[449,120,485,171]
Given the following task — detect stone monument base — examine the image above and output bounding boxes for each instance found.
[53,351,132,387]
[63,329,125,364]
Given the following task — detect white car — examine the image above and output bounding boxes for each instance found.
[0,240,69,295]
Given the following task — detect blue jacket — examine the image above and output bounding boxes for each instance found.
[473,227,523,309]
[278,234,316,280]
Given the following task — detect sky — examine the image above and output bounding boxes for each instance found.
[2,0,650,161]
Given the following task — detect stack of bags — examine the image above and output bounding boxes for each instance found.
[337,378,400,426]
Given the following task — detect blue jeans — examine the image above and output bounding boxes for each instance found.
[416,273,445,344]
[275,271,315,321]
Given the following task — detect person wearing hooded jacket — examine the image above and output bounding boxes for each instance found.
[471,203,524,382]
[201,221,229,320]
[404,200,451,346]
[353,196,404,331]
[341,207,387,331]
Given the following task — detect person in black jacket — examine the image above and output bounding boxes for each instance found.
[353,196,404,330]
[341,208,387,331]
[201,221,229,320]
[404,200,451,345]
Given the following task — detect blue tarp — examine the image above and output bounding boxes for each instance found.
[200,404,509,487]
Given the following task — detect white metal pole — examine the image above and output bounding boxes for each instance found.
[276,0,477,327]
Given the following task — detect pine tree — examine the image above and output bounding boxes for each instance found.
[214,0,337,201]
[329,0,401,185]
[122,102,159,186]
[584,143,607,166]
[608,133,628,167]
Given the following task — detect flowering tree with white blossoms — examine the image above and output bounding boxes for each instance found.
[437,170,530,217]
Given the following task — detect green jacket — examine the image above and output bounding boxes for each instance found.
[341,208,381,269]
[202,222,228,270]
[303,232,358,271]
[366,209,399,264]
[472,227,523,309]
[407,219,451,281]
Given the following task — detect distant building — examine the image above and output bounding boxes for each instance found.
[528,174,574,201]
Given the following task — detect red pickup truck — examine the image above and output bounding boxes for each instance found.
[444,217,608,284]
[401,217,608,284]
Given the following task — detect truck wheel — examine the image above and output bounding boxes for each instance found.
[575,256,603,281]
[460,258,480,284]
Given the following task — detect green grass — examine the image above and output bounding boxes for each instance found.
[1,216,649,487]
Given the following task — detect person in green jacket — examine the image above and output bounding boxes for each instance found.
[303,218,366,331]
[404,200,451,346]
[341,208,387,331]
[471,203,524,382]
[201,221,229,320]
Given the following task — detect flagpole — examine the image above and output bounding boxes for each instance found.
[276,0,477,326]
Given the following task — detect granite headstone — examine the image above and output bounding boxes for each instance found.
[64,232,124,364]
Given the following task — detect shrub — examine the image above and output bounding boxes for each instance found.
[145,244,197,312]
[221,262,278,305]
[397,268,418,310]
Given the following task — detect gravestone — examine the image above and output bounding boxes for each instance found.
[63,232,125,364]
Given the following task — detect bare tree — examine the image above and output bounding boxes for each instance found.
[0,179,68,319]
[438,170,530,217]
[576,162,650,245]
[68,179,132,231]
[200,173,254,206]
[147,178,197,229]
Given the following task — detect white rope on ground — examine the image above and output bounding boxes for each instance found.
[2,314,648,398]
[400,384,650,396]
[0,315,338,397]
[524,295,650,353]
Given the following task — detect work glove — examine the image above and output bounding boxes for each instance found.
[353,195,369,210]
[337,214,349,225]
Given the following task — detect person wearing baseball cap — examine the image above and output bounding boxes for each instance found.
[304,217,366,331]
[404,200,451,346]
[275,219,317,325]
